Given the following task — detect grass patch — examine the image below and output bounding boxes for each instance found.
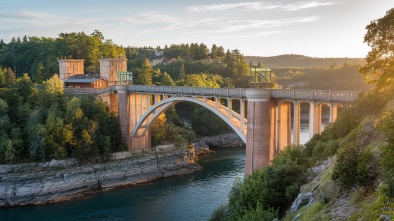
[349,185,394,221]
[283,202,330,221]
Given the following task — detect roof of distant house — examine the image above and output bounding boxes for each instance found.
[64,73,105,83]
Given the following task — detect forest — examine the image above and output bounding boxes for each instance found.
[0,71,123,163]
[245,54,366,68]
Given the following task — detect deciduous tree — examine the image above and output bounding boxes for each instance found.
[360,8,394,89]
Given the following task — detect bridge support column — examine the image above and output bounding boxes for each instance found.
[228,98,233,119]
[117,90,130,148]
[293,103,300,145]
[128,93,151,151]
[278,102,291,152]
[309,102,315,139]
[330,104,338,123]
[109,92,118,113]
[245,89,274,175]
[240,99,246,133]
[315,104,322,134]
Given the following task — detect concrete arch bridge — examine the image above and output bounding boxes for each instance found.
[114,85,358,174]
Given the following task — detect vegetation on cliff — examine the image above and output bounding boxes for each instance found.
[210,7,394,221]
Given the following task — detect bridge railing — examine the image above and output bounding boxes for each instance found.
[126,85,247,97]
[64,87,114,95]
[271,89,360,102]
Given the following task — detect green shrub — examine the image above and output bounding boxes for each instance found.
[357,148,379,188]
[381,144,394,198]
[242,203,277,221]
[332,143,360,191]
[332,144,379,191]
[209,205,229,221]
[227,154,305,219]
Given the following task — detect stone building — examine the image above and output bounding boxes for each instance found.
[58,59,84,81]
[99,58,127,86]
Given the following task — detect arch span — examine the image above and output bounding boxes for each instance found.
[131,97,247,143]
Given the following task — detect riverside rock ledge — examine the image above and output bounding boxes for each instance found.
[0,146,200,207]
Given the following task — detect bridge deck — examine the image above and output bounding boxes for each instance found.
[64,85,359,102]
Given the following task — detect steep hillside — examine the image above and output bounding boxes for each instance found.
[283,89,394,221]
[273,65,373,91]
[245,54,366,68]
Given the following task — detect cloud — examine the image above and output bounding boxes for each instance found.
[184,16,319,34]
[215,31,286,39]
[0,10,181,38]
[116,12,178,26]
[187,1,337,12]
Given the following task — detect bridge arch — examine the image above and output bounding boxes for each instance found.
[131,96,247,143]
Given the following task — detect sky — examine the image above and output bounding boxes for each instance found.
[1,0,394,58]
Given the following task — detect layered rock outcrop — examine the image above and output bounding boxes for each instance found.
[0,146,200,207]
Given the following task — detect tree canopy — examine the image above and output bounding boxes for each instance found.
[360,8,394,89]
[0,31,124,81]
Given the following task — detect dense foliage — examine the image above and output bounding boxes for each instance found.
[273,64,372,91]
[360,8,394,88]
[0,31,124,81]
[245,54,365,68]
[0,73,123,163]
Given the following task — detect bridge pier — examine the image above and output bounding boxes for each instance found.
[277,102,291,153]
[293,103,301,145]
[245,89,275,174]
[128,93,151,151]
[117,86,151,151]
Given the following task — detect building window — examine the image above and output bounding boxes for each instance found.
[118,72,133,85]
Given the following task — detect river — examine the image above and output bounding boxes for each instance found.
[0,147,245,221]
[0,123,318,221]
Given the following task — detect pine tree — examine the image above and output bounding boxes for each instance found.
[136,58,153,85]
[178,63,186,80]
[161,71,175,86]
[5,68,15,85]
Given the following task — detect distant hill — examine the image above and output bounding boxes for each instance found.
[245,54,366,68]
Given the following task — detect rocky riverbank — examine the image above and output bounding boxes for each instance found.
[193,133,245,155]
[0,146,200,207]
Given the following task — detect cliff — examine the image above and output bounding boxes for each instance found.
[0,146,201,207]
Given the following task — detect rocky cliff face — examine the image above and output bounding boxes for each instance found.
[193,133,245,155]
[0,146,200,207]
[201,133,245,148]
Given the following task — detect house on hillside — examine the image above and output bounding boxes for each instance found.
[64,74,108,88]
[154,50,164,57]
